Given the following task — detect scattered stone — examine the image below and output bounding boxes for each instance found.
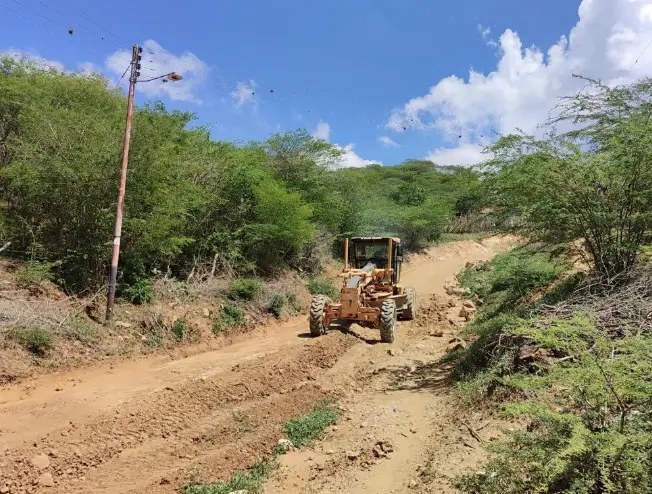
[114,321,132,329]
[331,425,338,432]
[408,479,418,488]
[31,454,50,470]
[388,349,397,356]
[446,338,467,353]
[360,422,368,428]
[378,440,394,453]
[202,308,211,318]
[459,306,477,321]
[37,473,55,488]
[326,449,335,455]
[346,450,360,460]
[463,300,476,309]
[0,487,8,494]
[410,427,417,434]
[228,490,249,494]
[430,328,444,337]
[277,438,292,450]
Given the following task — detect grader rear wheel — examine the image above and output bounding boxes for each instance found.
[402,287,416,320]
[379,299,397,343]
[309,295,330,337]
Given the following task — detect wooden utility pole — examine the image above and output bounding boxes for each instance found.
[106,44,142,321]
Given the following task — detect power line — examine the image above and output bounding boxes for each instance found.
[113,62,132,90]
[52,0,131,46]
[52,0,158,55]
[4,0,132,65]
[34,0,125,52]
[632,36,652,69]
[3,0,157,71]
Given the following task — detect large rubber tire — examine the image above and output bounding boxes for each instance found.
[309,295,330,337]
[380,299,397,343]
[403,287,416,321]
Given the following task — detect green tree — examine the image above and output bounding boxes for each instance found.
[487,77,652,278]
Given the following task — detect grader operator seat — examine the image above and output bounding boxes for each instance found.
[348,237,403,285]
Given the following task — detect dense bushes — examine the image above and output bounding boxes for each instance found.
[451,247,652,493]
[0,58,484,294]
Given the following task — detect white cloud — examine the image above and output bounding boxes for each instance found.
[312,121,381,168]
[230,79,258,107]
[388,0,652,166]
[478,24,491,40]
[337,143,381,168]
[426,143,489,167]
[1,48,65,71]
[313,121,331,141]
[379,135,399,147]
[106,39,208,103]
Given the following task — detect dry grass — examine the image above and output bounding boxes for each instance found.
[0,261,312,384]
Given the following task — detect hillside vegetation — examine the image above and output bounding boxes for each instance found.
[0,57,485,297]
[446,77,652,493]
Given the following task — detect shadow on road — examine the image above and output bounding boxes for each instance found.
[384,359,454,393]
[296,325,380,345]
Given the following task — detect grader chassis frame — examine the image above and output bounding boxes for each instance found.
[309,236,416,343]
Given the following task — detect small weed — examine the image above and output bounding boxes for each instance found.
[184,459,275,494]
[286,292,301,313]
[307,277,339,299]
[8,327,53,355]
[65,316,100,345]
[212,305,245,334]
[229,278,263,301]
[14,260,61,288]
[122,278,154,305]
[171,318,187,341]
[184,399,339,494]
[268,293,286,317]
[232,410,253,436]
[284,399,339,447]
[139,312,167,347]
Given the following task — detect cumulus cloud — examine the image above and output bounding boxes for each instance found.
[379,136,399,147]
[313,121,331,141]
[337,143,381,168]
[313,121,381,168]
[387,0,652,165]
[106,40,208,103]
[231,79,259,107]
[1,48,65,71]
[426,143,488,167]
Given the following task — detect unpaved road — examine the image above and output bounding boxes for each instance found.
[0,237,513,494]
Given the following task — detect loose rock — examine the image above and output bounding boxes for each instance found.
[346,450,360,460]
[37,473,55,488]
[446,338,467,353]
[31,454,50,470]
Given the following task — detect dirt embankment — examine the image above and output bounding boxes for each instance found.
[0,236,515,494]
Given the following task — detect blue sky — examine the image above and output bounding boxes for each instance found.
[2,0,652,166]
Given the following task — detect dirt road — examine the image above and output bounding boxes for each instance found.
[0,237,512,494]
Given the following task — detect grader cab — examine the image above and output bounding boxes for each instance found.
[309,237,416,343]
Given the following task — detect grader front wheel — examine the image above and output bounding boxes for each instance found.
[309,295,330,337]
[380,299,397,343]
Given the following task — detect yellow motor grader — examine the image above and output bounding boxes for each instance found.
[309,237,416,343]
